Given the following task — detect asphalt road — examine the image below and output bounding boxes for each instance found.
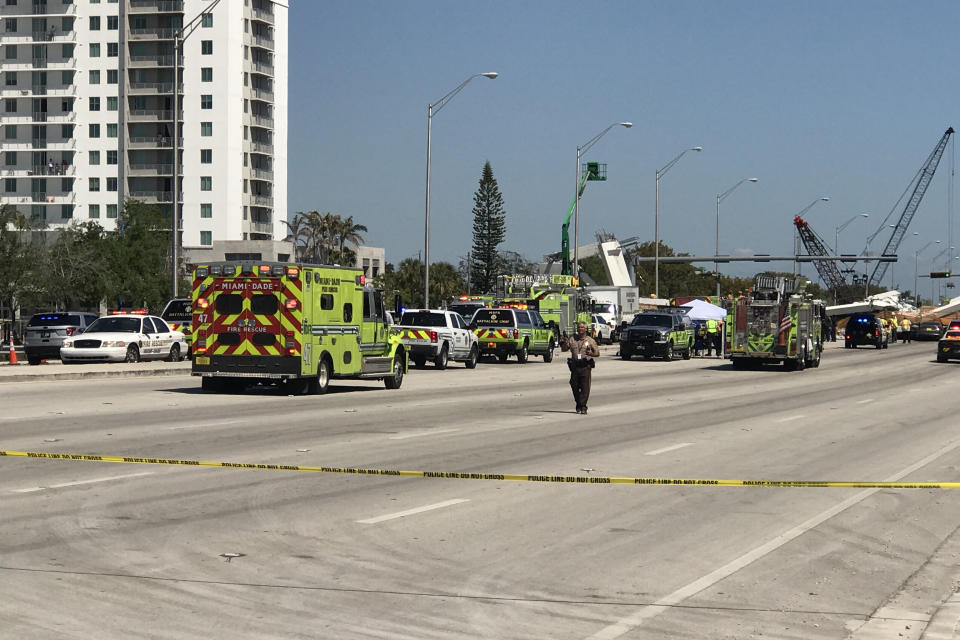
[2,340,960,639]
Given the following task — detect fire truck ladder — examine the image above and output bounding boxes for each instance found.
[868,127,954,286]
[793,216,847,290]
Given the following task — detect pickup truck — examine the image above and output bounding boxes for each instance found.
[396,309,479,369]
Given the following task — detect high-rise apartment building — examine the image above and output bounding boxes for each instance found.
[0,0,289,262]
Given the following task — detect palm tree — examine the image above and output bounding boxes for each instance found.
[284,212,310,261]
[332,215,368,265]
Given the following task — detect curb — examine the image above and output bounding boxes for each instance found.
[922,591,960,639]
[0,366,191,384]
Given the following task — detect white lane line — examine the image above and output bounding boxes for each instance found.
[775,415,805,423]
[645,443,694,456]
[10,471,154,494]
[357,499,469,524]
[586,438,960,640]
[856,399,875,405]
[389,428,461,440]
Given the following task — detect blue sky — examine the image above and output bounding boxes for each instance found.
[288,1,960,287]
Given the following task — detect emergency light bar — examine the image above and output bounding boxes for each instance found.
[195,267,209,278]
[285,266,300,279]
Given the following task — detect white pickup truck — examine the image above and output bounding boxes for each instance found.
[396,309,480,369]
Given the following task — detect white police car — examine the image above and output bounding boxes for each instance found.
[60,312,188,363]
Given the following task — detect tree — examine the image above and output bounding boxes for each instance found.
[40,221,111,310]
[0,204,45,327]
[102,199,173,312]
[380,257,463,309]
[331,215,367,266]
[284,212,311,262]
[469,161,506,293]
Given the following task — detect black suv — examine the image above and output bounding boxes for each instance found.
[619,311,694,361]
[844,312,888,349]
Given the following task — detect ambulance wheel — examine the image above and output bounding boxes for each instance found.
[412,356,426,368]
[663,342,674,361]
[465,345,478,369]
[543,341,554,362]
[201,377,220,392]
[385,354,404,389]
[125,345,140,363]
[434,344,449,370]
[517,343,529,364]
[312,358,331,395]
[166,344,182,362]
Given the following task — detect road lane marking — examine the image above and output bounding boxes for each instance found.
[389,428,461,440]
[10,471,154,494]
[775,415,805,423]
[645,443,693,456]
[357,499,469,524]
[856,399,875,405]
[586,438,960,640]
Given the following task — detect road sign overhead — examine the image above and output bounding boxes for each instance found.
[930,271,952,278]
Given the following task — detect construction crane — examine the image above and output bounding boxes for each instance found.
[867,127,954,286]
[793,216,847,290]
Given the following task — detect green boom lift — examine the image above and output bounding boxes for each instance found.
[561,161,607,276]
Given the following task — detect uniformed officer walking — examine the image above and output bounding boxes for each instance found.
[560,321,600,414]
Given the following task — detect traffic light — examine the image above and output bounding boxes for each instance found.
[930,271,952,278]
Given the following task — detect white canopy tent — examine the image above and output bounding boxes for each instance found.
[680,298,727,321]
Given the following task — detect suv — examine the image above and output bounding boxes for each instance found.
[591,314,614,344]
[619,311,694,361]
[160,297,192,355]
[470,307,555,363]
[24,311,100,365]
[844,312,888,349]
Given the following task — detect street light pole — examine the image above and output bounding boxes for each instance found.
[914,240,941,311]
[423,72,498,309]
[834,213,869,254]
[791,197,830,277]
[655,146,702,297]
[171,0,225,298]
[573,122,632,281]
[715,177,758,297]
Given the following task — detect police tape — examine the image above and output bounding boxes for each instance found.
[3,449,960,489]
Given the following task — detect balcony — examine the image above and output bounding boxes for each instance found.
[252,5,275,25]
[248,221,273,234]
[129,136,172,148]
[128,163,173,175]
[129,82,178,95]
[250,114,273,128]
[252,32,274,50]
[252,86,274,101]
[129,27,176,40]
[128,190,172,202]
[250,167,273,180]
[129,54,178,67]
[30,29,73,42]
[251,60,274,75]
[128,109,176,121]
[251,141,273,155]
[250,195,273,207]
[129,0,183,12]
[7,193,75,205]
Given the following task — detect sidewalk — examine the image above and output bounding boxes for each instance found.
[0,357,191,383]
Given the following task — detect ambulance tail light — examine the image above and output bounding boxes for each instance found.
[285,298,298,310]
[195,297,209,310]
[285,330,296,355]
[513,329,519,339]
[355,274,366,285]
[429,331,438,343]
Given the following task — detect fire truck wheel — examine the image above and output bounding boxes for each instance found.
[313,358,331,394]
[465,345,479,369]
[796,348,806,371]
[435,344,449,370]
[166,344,182,362]
[543,341,554,362]
[385,354,404,389]
[125,345,140,363]
[201,377,220,392]
[517,343,529,364]
[812,347,821,367]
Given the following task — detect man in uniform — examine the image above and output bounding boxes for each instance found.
[705,318,719,357]
[560,321,600,414]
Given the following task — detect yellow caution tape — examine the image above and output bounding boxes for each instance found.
[2,450,959,489]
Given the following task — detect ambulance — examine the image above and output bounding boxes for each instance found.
[191,262,406,393]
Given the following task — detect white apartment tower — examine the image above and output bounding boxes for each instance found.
[0,0,289,262]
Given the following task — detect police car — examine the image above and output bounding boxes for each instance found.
[60,311,188,363]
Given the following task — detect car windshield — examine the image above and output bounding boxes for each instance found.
[922,323,942,329]
[632,314,673,327]
[85,317,141,333]
[161,299,192,322]
[399,312,446,327]
[28,313,82,327]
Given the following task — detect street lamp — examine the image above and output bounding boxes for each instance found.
[791,197,829,277]
[834,213,869,254]
[715,177,758,296]
[655,146,702,297]
[914,240,941,311]
[171,0,225,297]
[423,72,498,308]
[574,122,632,280]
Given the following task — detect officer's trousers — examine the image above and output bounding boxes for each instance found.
[569,367,592,410]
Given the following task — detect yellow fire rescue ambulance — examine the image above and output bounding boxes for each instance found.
[191,261,406,393]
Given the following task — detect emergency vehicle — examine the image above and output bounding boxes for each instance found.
[495,274,589,338]
[727,275,824,371]
[60,311,187,363]
[191,262,406,393]
[160,297,192,355]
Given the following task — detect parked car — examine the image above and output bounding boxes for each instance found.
[23,311,100,365]
[915,321,944,341]
[844,313,888,349]
[60,313,187,363]
[590,314,614,344]
[937,330,960,362]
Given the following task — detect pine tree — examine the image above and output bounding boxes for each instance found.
[470,161,506,294]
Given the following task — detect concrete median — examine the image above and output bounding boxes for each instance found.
[0,359,191,383]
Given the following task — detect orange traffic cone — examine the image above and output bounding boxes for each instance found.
[8,344,18,365]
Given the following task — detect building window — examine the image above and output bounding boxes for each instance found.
[106,177,117,191]
[200,203,212,218]
[89,69,99,84]
[200,121,212,136]
[106,203,117,218]
[89,43,100,57]
[5,44,16,59]
[200,176,212,191]
[201,40,212,55]
[106,123,117,137]
[88,123,99,138]
[106,69,117,84]
[4,71,15,86]
[4,151,15,165]
[107,15,118,30]
[88,150,99,165]
[61,123,72,138]
[243,206,247,220]
[201,67,212,82]
[107,96,117,110]
[200,231,212,246]
[4,178,15,193]
[89,177,99,192]
[200,149,212,164]
[4,18,16,33]
[61,204,73,219]
[88,204,99,218]
[243,152,247,167]
[61,70,74,85]
[89,16,100,30]
[200,94,212,109]
[106,150,117,165]
[107,42,118,57]
[4,124,15,139]
[201,13,213,28]
[243,72,248,87]
[88,96,100,111]
[5,99,16,113]
[61,177,71,191]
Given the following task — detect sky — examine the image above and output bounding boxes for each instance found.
[287,1,960,290]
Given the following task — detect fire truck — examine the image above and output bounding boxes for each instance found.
[495,274,590,338]
[191,261,406,393]
[728,275,824,371]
